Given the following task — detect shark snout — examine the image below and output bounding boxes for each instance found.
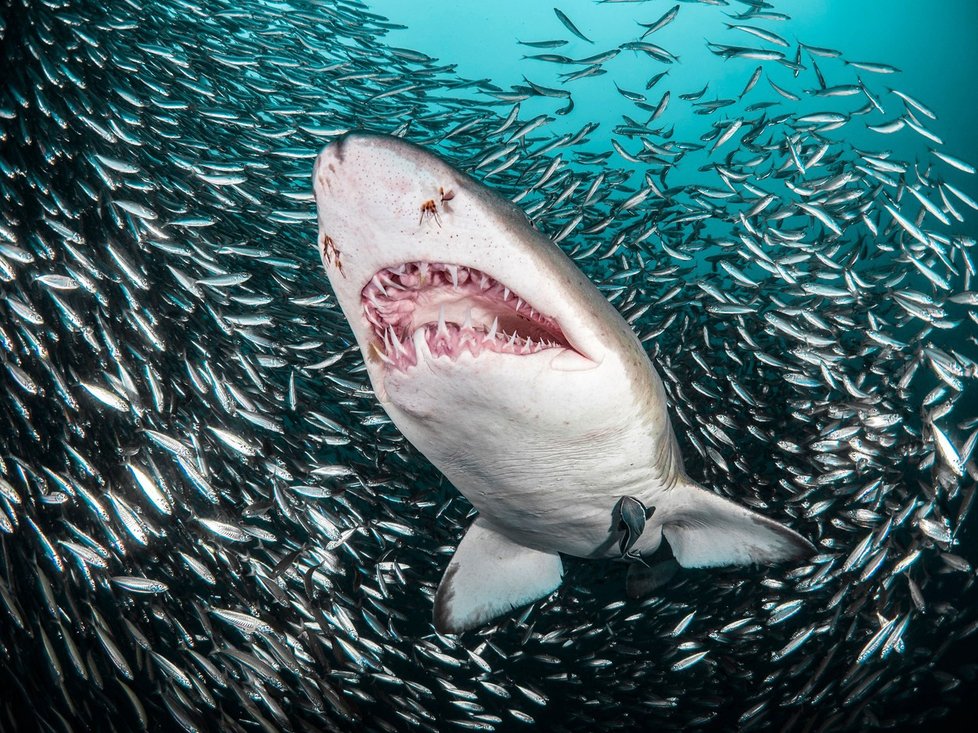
[315,132,441,213]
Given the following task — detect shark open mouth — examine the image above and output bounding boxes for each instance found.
[361,261,575,370]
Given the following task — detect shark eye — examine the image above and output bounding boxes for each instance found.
[361,261,574,369]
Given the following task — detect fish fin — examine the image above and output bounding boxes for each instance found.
[660,479,815,568]
[625,558,680,599]
[433,517,563,633]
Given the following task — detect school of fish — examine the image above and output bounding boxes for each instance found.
[1,0,977,731]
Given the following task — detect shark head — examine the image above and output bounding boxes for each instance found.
[312,133,666,487]
[312,132,641,398]
[313,132,814,634]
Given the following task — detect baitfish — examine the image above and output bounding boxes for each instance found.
[312,132,814,633]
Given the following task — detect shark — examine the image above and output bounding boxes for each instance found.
[312,132,815,634]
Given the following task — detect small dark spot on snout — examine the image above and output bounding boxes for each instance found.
[331,130,363,162]
[313,151,335,192]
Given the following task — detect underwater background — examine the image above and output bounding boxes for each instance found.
[1,0,978,731]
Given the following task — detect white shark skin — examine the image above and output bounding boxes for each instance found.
[313,132,814,633]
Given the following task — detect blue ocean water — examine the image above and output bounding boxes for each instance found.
[371,0,978,228]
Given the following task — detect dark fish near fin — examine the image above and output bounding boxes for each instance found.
[626,558,680,599]
[611,495,655,557]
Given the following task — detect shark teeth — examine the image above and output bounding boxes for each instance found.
[361,261,570,370]
[422,322,556,359]
[437,304,449,337]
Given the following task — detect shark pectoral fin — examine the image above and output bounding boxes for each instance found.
[661,480,815,569]
[433,518,564,634]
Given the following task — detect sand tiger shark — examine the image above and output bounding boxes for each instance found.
[313,132,814,633]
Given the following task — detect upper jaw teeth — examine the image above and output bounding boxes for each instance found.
[437,304,448,336]
[361,261,571,370]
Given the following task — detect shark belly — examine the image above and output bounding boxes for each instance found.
[380,334,680,559]
[384,389,672,560]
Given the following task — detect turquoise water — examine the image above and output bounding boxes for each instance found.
[372,0,978,223]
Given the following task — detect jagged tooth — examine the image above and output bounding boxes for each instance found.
[371,274,388,297]
[437,304,449,337]
[375,345,394,365]
[503,287,510,300]
[412,326,429,360]
[487,316,498,340]
[523,337,533,354]
[462,308,473,331]
[479,274,489,290]
[507,330,517,348]
[448,264,459,289]
[515,297,524,312]
[389,328,408,356]
[366,310,383,328]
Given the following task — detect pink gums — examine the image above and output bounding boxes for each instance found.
[361,262,571,370]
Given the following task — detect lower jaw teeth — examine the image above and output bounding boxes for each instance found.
[380,323,555,367]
